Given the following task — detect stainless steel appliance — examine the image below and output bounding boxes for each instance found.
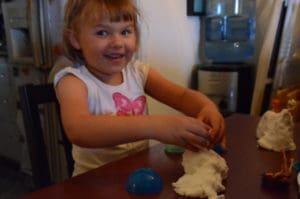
[251,0,300,118]
[0,0,65,175]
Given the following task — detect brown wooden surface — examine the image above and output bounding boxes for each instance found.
[22,114,300,199]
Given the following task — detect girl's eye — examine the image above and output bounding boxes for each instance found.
[96,30,109,36]
[122,29,133,36]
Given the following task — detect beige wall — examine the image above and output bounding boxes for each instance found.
[137,0,201,115]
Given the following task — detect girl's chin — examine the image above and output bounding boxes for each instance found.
[108,59,127,66]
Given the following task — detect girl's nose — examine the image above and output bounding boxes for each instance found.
[110,34,123,48]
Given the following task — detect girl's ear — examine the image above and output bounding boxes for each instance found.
[68,30,81,50]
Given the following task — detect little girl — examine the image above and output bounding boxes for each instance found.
[54,0,225,176]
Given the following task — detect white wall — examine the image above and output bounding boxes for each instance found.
[137,0,201,115]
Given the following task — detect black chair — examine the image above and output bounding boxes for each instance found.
[18,83,73,189]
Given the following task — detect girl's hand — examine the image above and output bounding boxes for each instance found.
[152,115,211,152]
[197,105,225,148]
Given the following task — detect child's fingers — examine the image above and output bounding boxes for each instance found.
[208,123,225,148]
[187,117,210,139]
[220,136,227,149]
[182,132,210,150]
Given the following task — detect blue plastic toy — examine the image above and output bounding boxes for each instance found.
[213,144,225,155]
[294,162,300,173]
[126,168,163,195]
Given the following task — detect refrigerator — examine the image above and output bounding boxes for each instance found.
[0,0,66,177]
[251,0,300,121]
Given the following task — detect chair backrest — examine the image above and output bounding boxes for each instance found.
[18,83,73,189]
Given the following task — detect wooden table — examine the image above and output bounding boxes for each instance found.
[22,114,300,199]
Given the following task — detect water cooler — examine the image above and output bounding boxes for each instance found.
[197,0,255,115]
[198,64,254,116]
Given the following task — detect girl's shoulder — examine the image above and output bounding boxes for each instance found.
[128,60,150,76]
[53,65,88,86]
[131,60,149,69]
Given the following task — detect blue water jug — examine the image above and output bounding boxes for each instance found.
[205,0,256,63]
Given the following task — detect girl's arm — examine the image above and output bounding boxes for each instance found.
[56,74,210,151]
[145,68,225,147]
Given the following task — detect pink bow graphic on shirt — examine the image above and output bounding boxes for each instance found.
[112,92,146,116]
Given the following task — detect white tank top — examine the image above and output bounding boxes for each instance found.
[54,60,150,176]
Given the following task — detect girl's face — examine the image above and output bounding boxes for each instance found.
[70,16,137,84]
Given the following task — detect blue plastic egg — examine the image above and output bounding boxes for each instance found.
[213,144,225,155]
[294,162,300,173]
[126,168,163,195]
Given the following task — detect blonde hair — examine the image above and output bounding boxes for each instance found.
[63,0,140,64]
